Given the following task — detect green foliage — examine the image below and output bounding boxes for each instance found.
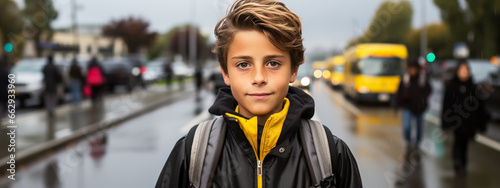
[23,0,59,57]
[406,23,452,59]
[0,0,25,58]
[102,17,158,54]
[434,0,500,58]
[348,0,413,47]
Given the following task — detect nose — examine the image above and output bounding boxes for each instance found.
[252,66,267,86]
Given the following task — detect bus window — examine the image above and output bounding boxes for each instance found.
[357,58,403,76]
[334,65,344,72]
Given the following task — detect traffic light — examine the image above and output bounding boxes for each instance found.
[4,43,13,53]
[426,52,435,63]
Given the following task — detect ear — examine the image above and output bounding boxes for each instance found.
[289,66,298,83]
[221,67,231,86]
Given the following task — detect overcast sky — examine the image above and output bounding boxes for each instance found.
[14,0,441,54]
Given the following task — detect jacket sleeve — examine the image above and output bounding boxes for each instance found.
[440,83,454,129]
[393,79,404,108]
[155,136,191,188]
[324,126,363,188]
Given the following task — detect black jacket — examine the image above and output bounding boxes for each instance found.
[156,87,362,188]
[42,62,62,94]
[394,72,432,114]
[441,77,488,139]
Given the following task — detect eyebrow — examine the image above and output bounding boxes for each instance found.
[230,55,286,60]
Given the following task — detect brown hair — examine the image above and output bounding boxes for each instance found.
[213,0,305,74]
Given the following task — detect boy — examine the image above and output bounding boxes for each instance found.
[156,0,362,187]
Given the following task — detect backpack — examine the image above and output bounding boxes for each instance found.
[87,66,104,86]
[186,117,336,188]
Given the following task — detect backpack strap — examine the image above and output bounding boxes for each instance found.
[188,117,226,188]
[300,119,335,188]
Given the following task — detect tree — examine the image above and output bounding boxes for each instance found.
[348,1,413,47]
[23,0,59,57]
[0,0,23,53]
[166,25,209,64]
[102,17,158,54]
[407,23,452,59]
[434,0,500,58]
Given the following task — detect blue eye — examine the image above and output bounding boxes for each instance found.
[267,61,281,68]
[236,62,250,69]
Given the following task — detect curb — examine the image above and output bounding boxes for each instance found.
[0,88,194,172]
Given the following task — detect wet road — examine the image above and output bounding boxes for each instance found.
[1,81,500,188]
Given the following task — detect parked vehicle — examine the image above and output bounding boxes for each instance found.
[12,58,65,107]
[101,59,136,93]
[477,62,500,119]
[290,66,311,90]
[143,60,165,84]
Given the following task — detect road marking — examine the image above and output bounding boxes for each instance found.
[476,134,500,152]
[425,112,440,125]
[180,110,211,134]
[325,88,362,116]
[425,112,500,152]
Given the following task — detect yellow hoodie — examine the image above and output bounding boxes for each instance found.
[225,98,290,188]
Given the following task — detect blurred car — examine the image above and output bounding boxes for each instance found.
[172,61,193,77]
[121,55,147,88]
[441,59,458,83]
[480,64,500,119]
[143,60,165,84]
[469,59,498,83]
[290,66,311,90]
[101,59,136,93]
[12,58,65,107]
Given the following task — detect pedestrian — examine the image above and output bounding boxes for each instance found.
[69,57,84,106]
[441,60,489,176]
[86,57,106,105]
[194,65,203,99]
[42,55,63,117]
[163,60,173,90]
[394,59,432,153]
[0,54,10,116]
[156,1,362,187]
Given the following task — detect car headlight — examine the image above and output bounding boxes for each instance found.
[301,77,311,86]
[357,86,370,93]
[27,82,43,90]
[132,67,141,76]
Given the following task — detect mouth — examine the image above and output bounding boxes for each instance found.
[247,93,273,100]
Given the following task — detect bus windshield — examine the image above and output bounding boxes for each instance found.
[334,65,344,72]
[355,58,403,76]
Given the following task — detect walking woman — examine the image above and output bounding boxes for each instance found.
[441,60,489,176]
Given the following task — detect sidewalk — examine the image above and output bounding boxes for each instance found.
[0,83,195,170]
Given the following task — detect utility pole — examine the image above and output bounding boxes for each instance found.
[71,0,80,55]
[189,0,197,66]
[420,0,427,65]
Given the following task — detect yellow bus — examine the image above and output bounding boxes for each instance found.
[312,61,330,80]
[343,43,407,102]
[329,55,346,89]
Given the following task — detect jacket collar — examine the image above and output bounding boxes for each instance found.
[208,86,315,158]
[225,98,290,161]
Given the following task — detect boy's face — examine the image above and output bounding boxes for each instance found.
[222,30,298,119]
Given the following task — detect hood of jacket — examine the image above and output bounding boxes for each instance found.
[209,86,315,140]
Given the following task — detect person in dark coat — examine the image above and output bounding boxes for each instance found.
[194,65,203,99]
[69,57,84,105]
[441,60,489,176]
[42,55,63,117]
[86,57,106,105]
[394,59,432,151]
[163,60,173,90]
[0,54,10,116]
